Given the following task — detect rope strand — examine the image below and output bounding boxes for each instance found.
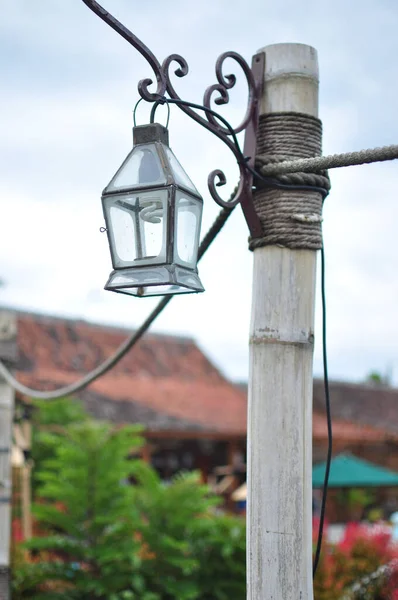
[257,143,398,176]
[250,113,325,250]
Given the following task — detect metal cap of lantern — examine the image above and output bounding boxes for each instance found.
[102,123,204,297]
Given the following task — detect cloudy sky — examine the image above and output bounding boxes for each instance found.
[1,0,398,385]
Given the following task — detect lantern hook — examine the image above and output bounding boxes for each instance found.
[150,99,171,129]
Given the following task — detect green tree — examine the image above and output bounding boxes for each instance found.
[189,514,246,600]
[30,397,89,493]
[13,401,247,599]
[131,464,216,599]
[365,369,392,387]
[13,420,154,599]
[127,463,246,599]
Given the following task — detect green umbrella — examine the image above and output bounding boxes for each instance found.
[313,454,398,488]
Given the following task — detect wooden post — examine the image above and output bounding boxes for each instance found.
[247,44,319,600]
[227,440,239,469]
[13,420,33,541]
[0,311,17,600]
[21,421,33,541]
[20,462,33,541]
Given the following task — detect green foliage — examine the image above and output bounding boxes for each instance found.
[30,398,88,492]
[13,402,247,599]
[130,464,245,599]
[32,398,88,427]
[337,489,375,512]
[365,370,392,387]
[14,420,146,599]
[189,514,246,600]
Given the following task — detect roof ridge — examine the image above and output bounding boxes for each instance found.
[0,304,195,344]
[313,377,398,394]
[237,378,398,394]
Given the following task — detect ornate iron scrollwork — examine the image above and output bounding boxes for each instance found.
[81,0,263,235]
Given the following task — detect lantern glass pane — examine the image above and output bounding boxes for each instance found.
[164,146,199,194]
[136,285,190,296]
[174,191,202,268]
[104,189,168,268]
[105,145,166,192]
[104,264,204,297]
[108,204,139,264]
[116,285,183,296]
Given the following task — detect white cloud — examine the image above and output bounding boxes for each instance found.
[1,0,398,386]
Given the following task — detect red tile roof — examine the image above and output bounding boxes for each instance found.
[14,310,247,436]
[313,379,398,436]
[12,310,398,443]
[312,412,397,443]
[237,380,398,444]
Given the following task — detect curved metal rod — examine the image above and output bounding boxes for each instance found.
[163,55,256,206]
[163,52,256,137]
[81,1,259,212]
[203,51,256,135]
[162,54,213,133]
[208,164,247,208]
[81,0,166,101]
[164,96,250,208]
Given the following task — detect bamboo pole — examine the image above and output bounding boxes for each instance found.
[247,44,319,600]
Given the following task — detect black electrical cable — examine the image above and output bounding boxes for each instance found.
[245,162,330,200]
[153,96,332,573]
[151,96,332,574]
[151,96,242,151]
[0,206,235,400]
[150,96,330,200]
[157,94,332,576]
[313,245,332,577]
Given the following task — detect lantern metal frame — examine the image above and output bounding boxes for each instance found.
[101,122,205,297]
[81,0,265,237]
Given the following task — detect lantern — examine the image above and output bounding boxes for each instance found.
[101,123,204,297]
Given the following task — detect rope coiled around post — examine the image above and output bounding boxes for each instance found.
[249,112,330,251]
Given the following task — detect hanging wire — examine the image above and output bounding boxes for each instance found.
[313,244,333,577]
[245,162,329,199]
[132,97,144,127]
[155,96,330,199]
[149,98,170,129]
[0,206,234,400]
[144,94,332,578]
[1,94,333,564]
[0,99,280,400]
[134,95,330,200]
[3,92,333,560]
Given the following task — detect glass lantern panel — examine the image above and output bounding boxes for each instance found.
[103,189,168,268]
[105,264,204,297]
[174,191,202,268]
[105,145,166,192]
[110,284,194,297]
[164,146,199,195]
